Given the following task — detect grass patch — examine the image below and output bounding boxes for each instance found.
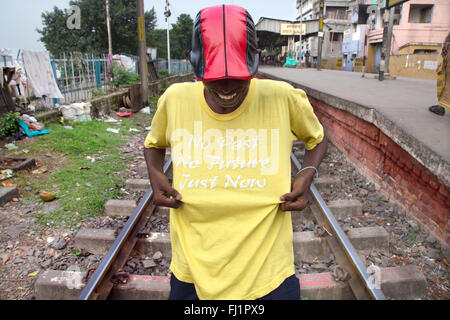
[8,117,145,228]
[408,228,416,245]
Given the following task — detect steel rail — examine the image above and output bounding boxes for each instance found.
[78,152,384,300]
[78,158,173,300]
[290,153,385,300]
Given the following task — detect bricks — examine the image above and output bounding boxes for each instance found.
[37,270,353,300]
[346,226,389,251]
[35,266,427,300]
[137,163,148,176]
[134,232,172,259]
[74,226,388,263]
[110,275,170,300]
[438,184,449,198]
[315,100,449,245]
[293,231,329,261]
[428,178,440,191]
[35,269,86,300]
[292,198,363,225]
[0,187,19,205]
[125,179,150,191]
[327,199,363,220]
[299,272,353,300]
[380,266,428,300]
[74,228,171,257]
[74,228,116,255]
[314,176,340,190]
[104,199,136,216]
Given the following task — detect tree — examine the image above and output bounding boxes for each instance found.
[37,0,157,55]
[170,14,193,60]
[146,13,193,60]
[147,29,168,59]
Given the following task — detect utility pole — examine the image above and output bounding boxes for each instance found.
[299,0,303,63]
[317,0,324,70]
[379,5,394,81]
[165,0,171,74]
[106,0,113,57]
[384,7,395,76]
[137,0,148,106]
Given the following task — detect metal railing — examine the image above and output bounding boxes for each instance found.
[152,58,193,76]
[50,52,110,105]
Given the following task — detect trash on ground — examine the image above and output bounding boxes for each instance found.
[5,143,18,150]
[63,126,74,130]
[116,112,133,118]
[19,120,50,137]
[7,127,27,144]
[1,181,17,187]
[107,128,120,134]
[21,114,38,123]
[32,166,48,175]
[104,118,119,123]
[283,57,297,67]
[40,191,57,202]
[46,236,55,243]
[59,102,92,122]
[0,169,14,181]
[140,107,151,114]
[129,128,139,132]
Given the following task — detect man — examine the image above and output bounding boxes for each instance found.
[429,31,450,116]
[144,4,327,300]
[305,51,310,68]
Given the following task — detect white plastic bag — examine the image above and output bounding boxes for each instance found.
[59,102,92,122]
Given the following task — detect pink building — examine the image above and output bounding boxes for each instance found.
[391,0,450,54]
[362,0,450,75]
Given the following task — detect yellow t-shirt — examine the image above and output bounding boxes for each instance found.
[144,78,324,299]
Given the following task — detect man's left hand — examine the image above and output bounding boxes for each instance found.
[280,173,313,212]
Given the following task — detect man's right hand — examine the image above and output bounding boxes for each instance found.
[150,170,182,209]
[144,147,182,209]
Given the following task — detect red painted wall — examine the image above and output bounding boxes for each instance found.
[311,97,449,244]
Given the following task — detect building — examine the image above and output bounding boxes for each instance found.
[343,0,450,75]
[390,0,449,54]
[296,0,352,65]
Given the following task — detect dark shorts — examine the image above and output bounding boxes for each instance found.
[168,274,300,300]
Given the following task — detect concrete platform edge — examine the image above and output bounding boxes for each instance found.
[258,71,450,188]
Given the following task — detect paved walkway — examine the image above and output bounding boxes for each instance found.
[259,66,450,164]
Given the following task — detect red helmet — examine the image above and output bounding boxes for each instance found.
[190,5,259,81]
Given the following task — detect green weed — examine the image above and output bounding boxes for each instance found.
[15,118,140,227]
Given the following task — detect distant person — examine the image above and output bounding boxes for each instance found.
[429,31,450,116]
[305,51,310,68]
[144,4,327,300]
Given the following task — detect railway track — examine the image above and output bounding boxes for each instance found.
[35,144,428,300]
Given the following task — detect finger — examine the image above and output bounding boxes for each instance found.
[281,197,309,212]
[280,189,303,202]
[156,194,182,209]
[162,186,182,201]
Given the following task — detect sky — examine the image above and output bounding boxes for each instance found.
[0,0,298,53]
